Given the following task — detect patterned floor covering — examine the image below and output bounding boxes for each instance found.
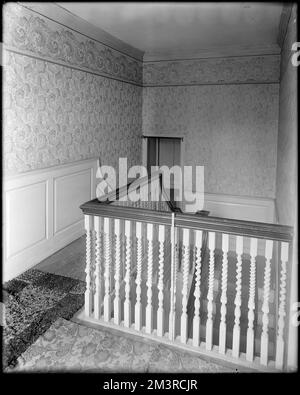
[6,317,234,373]
[3,269,85,368]
[3,267,236,373]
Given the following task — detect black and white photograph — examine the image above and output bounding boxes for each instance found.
[2,1,298,379]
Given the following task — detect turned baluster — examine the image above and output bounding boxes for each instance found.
[206,232,215,351]
[169,215,177,341]
[94,216,103,320]
[219,233,229,354]
[181,228,190,343]
[275,242,289,369]
[135,222,143,331]
[193,230,203,347]
[157,224,165,337]
[246,237,258,361]
[113,219,121,325]
[124,220,132,328]
[103,217,112,322]
[260,239,273,365]
[84,215,93,316]
[146,223,154,334]
[232,235,243,358]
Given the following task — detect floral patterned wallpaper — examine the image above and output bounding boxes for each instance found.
[276,4,298,226]
[4,2,280,201]
[3,3,142,85]
[143,55,280,86]
[142,49,280,199]
[143,84,279,198]
[3,51,142,174]
[3,3,142,175]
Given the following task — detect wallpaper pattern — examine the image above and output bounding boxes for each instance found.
[143,55,280,86]
[143,84,279,198]
[4,2,280,200]
[3,51,142,174]
[3,3,142,85]
[3,4,142,175]
[275,4,298,226]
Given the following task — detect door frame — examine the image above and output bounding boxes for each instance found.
[142,133,185,172]
[142,134,185,210]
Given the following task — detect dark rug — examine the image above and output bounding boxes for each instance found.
[2,269,85,369]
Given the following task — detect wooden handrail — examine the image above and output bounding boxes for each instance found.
[80,199,173,226]
[175,212,293,242]
[80,199,293,242]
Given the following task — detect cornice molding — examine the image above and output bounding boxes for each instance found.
[143,44,281,62]
[277,3,293,49]
[18,2,144,62]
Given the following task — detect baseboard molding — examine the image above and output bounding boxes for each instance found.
[3,158,98,282]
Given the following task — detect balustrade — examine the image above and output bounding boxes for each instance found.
[80,187,293,371]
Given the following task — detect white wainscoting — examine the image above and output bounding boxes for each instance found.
[204,192,275,223]
[182,190,275,223]
[182,190,276,256]
[3,158,98,282]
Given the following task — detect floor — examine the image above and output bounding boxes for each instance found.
[3,268,85,368]
[3,236,87,369]
[5,236,238,372]
[35,236,86,281]
[8,317,235,373]
[6,234,275,372]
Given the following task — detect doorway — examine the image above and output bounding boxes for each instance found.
[143,136,183,202]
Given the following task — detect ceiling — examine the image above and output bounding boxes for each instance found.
[57,2,283,57]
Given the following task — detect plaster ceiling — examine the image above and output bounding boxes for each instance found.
[57,2,283,56]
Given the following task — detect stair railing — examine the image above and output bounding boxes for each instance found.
[80,187,293,371]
